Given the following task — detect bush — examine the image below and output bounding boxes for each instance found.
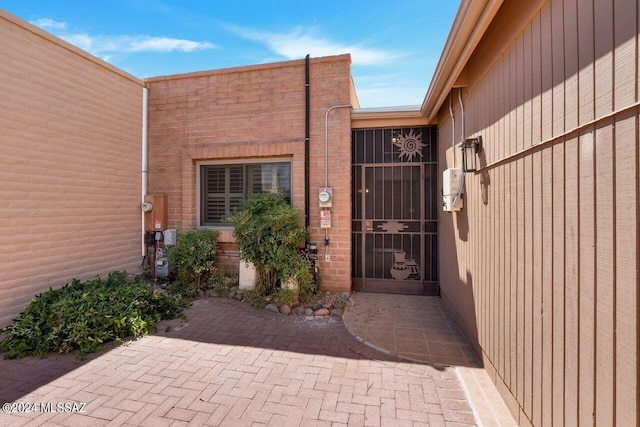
[228,193,312,295]
[167,229,219,296]
[0,272,188,359]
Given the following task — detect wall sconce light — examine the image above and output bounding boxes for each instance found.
[461,136,482,172]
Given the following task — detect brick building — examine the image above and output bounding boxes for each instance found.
[2,0,639,424]
[146,56,356,292]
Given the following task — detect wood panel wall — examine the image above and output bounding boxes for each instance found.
[437,0,638,425]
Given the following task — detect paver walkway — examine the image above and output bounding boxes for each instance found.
[0,297,478,426]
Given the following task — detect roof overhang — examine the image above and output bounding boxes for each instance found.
[351,106,429,129]
[420,0,504,122]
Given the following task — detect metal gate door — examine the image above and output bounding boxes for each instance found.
[352,127,438,294]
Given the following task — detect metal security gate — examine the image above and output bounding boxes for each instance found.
[352,127,438,294]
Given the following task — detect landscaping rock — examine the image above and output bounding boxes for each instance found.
[280,304,291,315]
[311,302,322,311]
[234,293,243,301]
[330,308,343,316]
[314,308,330,316]
[333,301,345,310]
[321,302,333,310]
[304,308,314,316]
[292,307,306,316]
[228,287,238,298]
[265,303,279,313]
[340,291,351,300]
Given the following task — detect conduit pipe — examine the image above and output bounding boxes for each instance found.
[323,104,352,246]
[324,104,352,187]
[141,87,149,258]
[458,88,465,146]
[449,91,455,168]
[453,88,465,207]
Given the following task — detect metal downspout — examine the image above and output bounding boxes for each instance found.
[304,55,310,230]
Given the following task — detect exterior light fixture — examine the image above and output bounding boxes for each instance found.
[461,136,482,173]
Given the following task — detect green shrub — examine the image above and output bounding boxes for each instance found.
[168,229,219,295]
[0,272,188,359]
[228,193,311,295]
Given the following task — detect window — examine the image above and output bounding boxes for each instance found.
[200,162,291,226]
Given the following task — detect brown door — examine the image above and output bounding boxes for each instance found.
[352,127,438,295]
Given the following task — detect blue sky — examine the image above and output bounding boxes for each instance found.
[1,1,460,108]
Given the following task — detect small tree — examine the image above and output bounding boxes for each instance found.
[167,229,219,295]
[228,193,311,295]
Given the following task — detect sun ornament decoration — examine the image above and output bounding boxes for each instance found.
[393,129,425,161]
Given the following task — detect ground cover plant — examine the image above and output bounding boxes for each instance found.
[0,271,188,359]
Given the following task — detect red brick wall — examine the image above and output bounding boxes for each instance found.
[147,55,353,292]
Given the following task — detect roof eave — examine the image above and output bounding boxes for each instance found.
[421,0,505,122]
[351,106,424,121]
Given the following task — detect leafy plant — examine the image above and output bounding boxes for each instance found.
[242,288,269,309]
[167,229,219,295]
[208,271,228,296]
[228,193,312,295]
[0,272,188,359]
[274,288,298,307]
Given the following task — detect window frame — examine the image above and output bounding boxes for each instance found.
[196,157,293,229]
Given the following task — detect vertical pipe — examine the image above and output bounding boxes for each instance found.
[141,86,149,257]
[323,104,352,244]
[449,91,456,168]
[304,55,310,230]
[454,88,465,206]
[458,88,465,143]
[324,104,352,187]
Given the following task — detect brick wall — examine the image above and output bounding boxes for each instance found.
[0,11,145,326]
[147,55,354,291]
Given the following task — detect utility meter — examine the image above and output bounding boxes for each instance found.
[318,187,333,208]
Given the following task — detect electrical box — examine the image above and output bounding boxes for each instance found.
[320,209,331,229]
[144,194,168,232]
[442,168,463,212]
[163,229,177,246]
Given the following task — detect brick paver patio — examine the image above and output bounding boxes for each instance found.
[0,297,478,426]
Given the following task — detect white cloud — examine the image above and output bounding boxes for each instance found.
[227,25,398,66]
[128,37,215,52]
[60,34,217,55]
[31,18,216,56]
[356,84,423,108]
[352,73,426,108]
[31,18,68,30]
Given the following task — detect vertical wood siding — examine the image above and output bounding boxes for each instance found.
[438,0,638,425]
